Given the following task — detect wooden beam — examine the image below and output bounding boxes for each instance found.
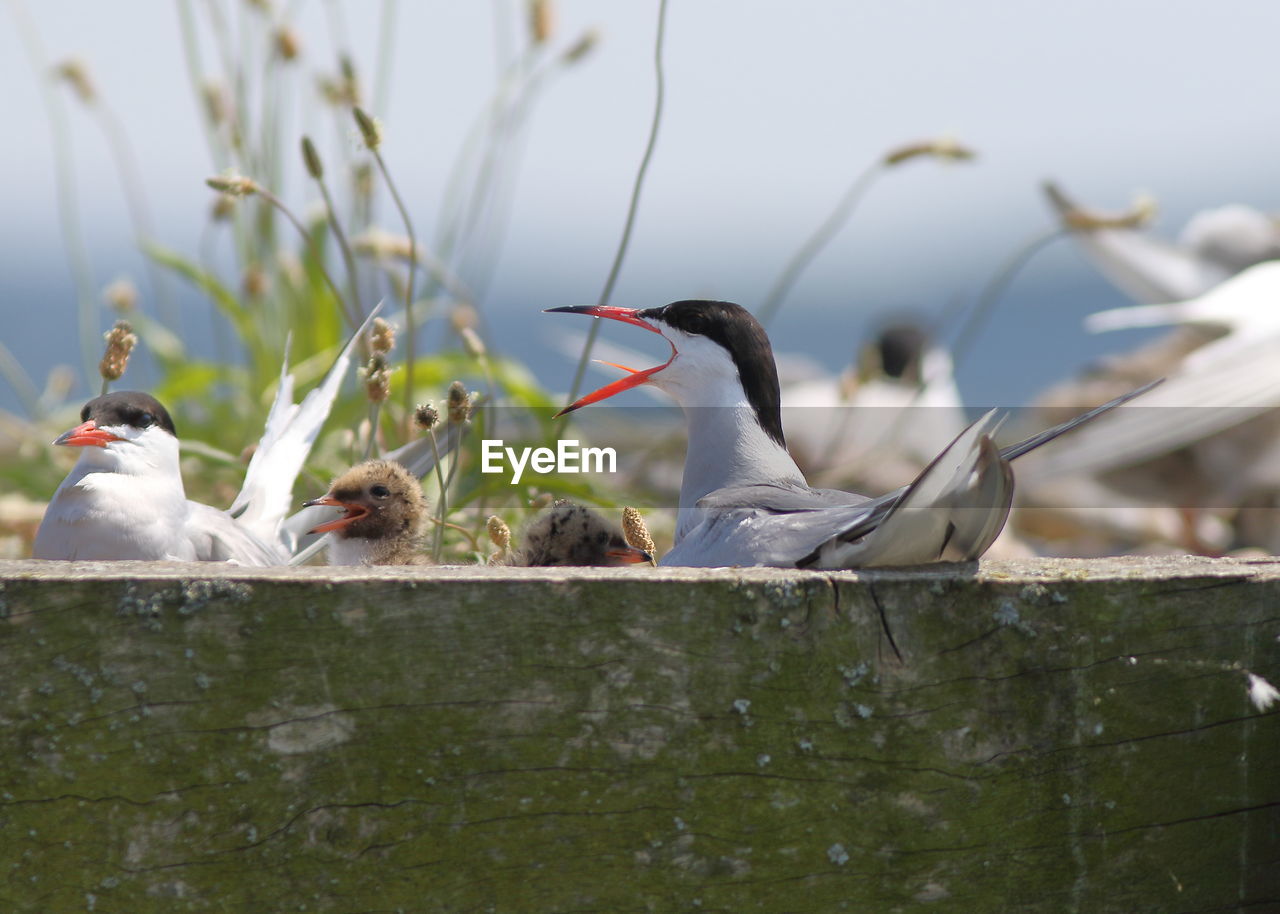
[1,557,1277,911]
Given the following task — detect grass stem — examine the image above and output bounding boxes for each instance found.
[948,227,1066,372]
[366,140,420,436]
[9,0,99,395]
[756,160,884,328]
[567,0,668,405]
[252,183,361,331]
[428,430,447,561]
[373,0,398,114]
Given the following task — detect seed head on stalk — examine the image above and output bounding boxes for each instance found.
[487,515,512,562]
[98,320,137,394]
[622,506,657,563]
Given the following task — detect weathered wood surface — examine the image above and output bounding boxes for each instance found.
[1,557,1277,912]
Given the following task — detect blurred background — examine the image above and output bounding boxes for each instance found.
[3,0,1280,559]
[4,0,1279,407]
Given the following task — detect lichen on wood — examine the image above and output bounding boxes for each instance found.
[0,557,1277,911]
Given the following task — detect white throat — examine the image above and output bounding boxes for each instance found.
[70,426,186,490]
[34,426,193,561]
[326,534,382,566]
[650,331,805,510]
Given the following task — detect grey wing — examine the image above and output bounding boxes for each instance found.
[667,416,1014,570]
[188,503,289,565]
[660,500,883,568]
[694,481,871,513]
[802,412,1013,568]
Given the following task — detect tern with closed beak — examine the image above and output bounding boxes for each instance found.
[549,300,1153,568]
[33,392,288,563]
[33,309,380,563]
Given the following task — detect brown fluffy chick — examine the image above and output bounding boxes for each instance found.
[304,460,430,565]
[514,501,653,566]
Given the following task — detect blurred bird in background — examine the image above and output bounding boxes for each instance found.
[1017,185,1280,554]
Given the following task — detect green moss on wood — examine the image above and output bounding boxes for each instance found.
[0,559,1277,912]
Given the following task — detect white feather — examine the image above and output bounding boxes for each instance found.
[231,304,383,552]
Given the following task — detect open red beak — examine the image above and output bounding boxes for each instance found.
[54,420,123,449]
[303,495,370,534]
[545,305,676,417]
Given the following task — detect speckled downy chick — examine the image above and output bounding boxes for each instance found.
[304,460,429,565]
[515,501,653,566]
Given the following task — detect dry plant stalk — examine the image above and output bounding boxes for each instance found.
[622,506,657,562]
[205,171,359,329]
[530,0,555,44]
[447,381,473,424]
[882,136,976,166]
[1061,194,1158,231]
[757,134,977,326]
[369,317,396,356]
[98,320,137,394]
[486,515,512,562]
[300,135,363,323]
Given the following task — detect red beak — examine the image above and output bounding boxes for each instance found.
[302,495,370,534]
[545,305,676,416]
[605,544,655,566]
[54,420,123,449]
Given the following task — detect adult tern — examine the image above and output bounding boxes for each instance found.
[549,300,1153,568]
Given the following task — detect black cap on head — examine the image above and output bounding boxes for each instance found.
[639,300,786,447]
[80,391,177,436]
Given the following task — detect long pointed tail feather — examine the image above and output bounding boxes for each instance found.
[998,379,1163,462]
[798,380,1161,568]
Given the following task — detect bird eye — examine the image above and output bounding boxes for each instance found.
[137,412,155,428]
[371,484,391,498]
[80,405,91,422]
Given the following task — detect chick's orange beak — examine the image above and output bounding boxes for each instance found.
[605,544,655,566]
[303,495,370,534]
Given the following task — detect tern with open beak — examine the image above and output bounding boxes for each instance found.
[549,300,1153,568]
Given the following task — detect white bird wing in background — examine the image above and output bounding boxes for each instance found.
[1084,260,1280,350]
[1044,181,1231,303]
[1018,334,1280,484]
[1021,265,1280,483]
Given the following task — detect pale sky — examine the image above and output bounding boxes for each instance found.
[3,0,1279,408]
